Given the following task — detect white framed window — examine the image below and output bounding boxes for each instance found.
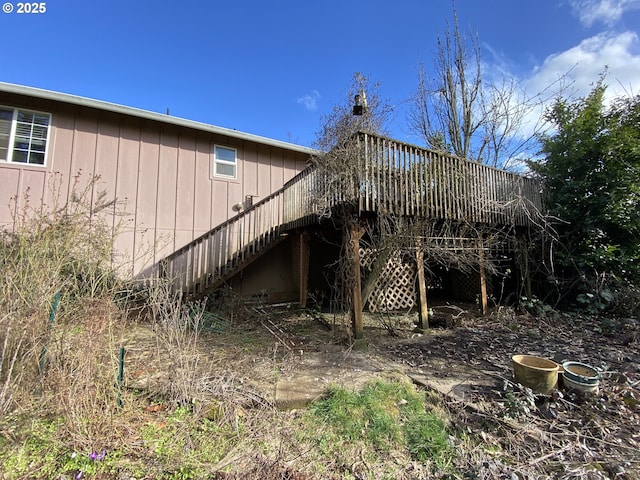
[0,106,51,166]
[213,145,237,179]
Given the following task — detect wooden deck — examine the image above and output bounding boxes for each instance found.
[159,132,543,296]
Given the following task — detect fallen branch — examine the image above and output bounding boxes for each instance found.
[255,316,294,351]
[528,444,572,466]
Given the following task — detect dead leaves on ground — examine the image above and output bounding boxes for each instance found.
[383,308,640,478]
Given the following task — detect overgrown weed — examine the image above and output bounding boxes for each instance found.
[0,173,249,478]
[0,173,478,479]
[0,174,123,413]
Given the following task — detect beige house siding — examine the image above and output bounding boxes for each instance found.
[0,88,311,279]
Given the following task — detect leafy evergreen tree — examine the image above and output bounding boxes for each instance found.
[530,80,640,296]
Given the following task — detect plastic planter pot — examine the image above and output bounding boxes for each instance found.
[512,355,559,394]
[562,361,600,386]
[562,373,599,394]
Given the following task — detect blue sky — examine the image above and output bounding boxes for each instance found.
[1,0,639,148]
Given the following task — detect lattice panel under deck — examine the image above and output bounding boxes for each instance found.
[360,248,417,312]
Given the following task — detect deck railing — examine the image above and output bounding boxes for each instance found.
[354,133,543,224]
[159,132,543,295]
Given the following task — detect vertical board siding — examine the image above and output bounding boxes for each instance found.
[0,94,309,281]
[94,114,120,229]
[270,149,285,193]
[0,168,20,228]
[175,136,196,235]
[156,131,178,235]
[70,117,99,189]
[244,142,259,198]
[47,112,75,204]
[134,128,161,275]
[194,139,213,233]
[19,169,47,213]
[114,120,142,277]
[257,144,272,198]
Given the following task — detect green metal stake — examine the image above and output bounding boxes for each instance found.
[117,347,125,408]
[39,292,60,375]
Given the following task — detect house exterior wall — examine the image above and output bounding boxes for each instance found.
[0,89,310,279]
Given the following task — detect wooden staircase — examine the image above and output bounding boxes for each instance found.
[158,165,323,297]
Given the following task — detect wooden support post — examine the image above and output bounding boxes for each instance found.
[478,236,488,316]
[350,221,365,339]
[517,231,532,300]
[416,244,429,331]
[299,232,309,308]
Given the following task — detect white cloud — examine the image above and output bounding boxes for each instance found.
[569,0,640,27]
[526,31,640,101]
[489,31,640,156]
[475,3,640,164]
[297,90,321,111]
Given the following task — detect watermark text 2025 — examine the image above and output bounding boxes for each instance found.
[2,2,47,14]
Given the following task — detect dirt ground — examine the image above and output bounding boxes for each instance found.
[123,300,640,478]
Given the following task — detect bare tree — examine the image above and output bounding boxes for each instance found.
[308,72,393,222]
[408,7,482,159]
[408,5,553,169]
[314,72,392,152]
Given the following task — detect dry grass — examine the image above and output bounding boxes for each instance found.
[0,174,118,413]
[0,174,292,478]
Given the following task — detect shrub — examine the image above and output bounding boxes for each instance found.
[0,174,123,414]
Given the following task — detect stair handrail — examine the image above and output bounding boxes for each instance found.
[159,163,321,294]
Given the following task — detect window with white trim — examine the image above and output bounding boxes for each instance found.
[0,107,51,166]
[213,145,237,179]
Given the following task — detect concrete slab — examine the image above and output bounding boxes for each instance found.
[274,348,400,409]
[273,346,503,411]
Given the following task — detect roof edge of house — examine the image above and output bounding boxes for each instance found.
[0,81,318,155]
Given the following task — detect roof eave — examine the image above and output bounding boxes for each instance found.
[0,81,317,155]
